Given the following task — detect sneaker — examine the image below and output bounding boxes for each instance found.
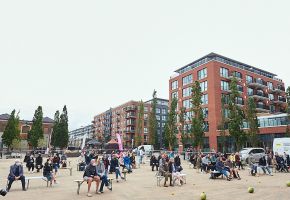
[96,191,101,194]
[23,189,27,191]
[87,193,92,197]
[99,191,104,194]
[107,186,112,191]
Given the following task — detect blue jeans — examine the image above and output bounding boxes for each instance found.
[99,175,109,192]
[251,165,257,175]
[219,169,228,177]
[115,168,121,179]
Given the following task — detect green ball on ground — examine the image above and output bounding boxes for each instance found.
[200,192,206,200]
[248,187,254,193]
[286,181,290,187]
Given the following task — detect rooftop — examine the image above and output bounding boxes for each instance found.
[0,113,54,124]
[174,52,280,80]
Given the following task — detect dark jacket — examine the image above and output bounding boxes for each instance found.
[8,164,24,180]
[215,160,225,172]
[259,157,267,166]
[36,156,43,165]
[174,156,181,167]
[110,158,120,171]
[43,163,53,176]
[83,164,96,178]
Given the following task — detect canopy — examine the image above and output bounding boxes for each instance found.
[86,139,101,146]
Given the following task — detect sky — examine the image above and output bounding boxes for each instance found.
[1,0,290,130]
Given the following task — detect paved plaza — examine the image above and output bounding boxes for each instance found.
[0,157,290,200]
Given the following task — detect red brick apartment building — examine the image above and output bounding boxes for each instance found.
[169,53,288,152]
[0,113,54,149]
[94,101,152,148]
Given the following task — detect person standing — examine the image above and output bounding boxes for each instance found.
[35,153,43,173]
[7,160,26,192]
[27,155,35,173]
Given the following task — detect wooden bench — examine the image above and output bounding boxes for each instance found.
[74,178,113,195]
[7,176,49,190]
[155,172,164,187]
[60,167,73,176]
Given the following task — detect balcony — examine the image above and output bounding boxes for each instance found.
[256,104,270,113]
[273,86,285,94]
[229,72,243,80]
[247,78,267,89]
[125,129,135,133]
[252,91,269,100]
[125,113,136,119]
[123,106,137,112]
[273,96,287,104]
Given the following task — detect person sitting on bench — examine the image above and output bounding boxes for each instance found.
[259,155,273,176]
[215,157,231,181]
[7,160,26,192]
[43,159,55,186]
[96,158,111,193]
[83,159,101,197]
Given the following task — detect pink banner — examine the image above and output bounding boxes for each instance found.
[116,133,123,151]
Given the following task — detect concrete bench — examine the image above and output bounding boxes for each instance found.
[7,176,49,190]
[60,167,73,176]
[74,178,113,195]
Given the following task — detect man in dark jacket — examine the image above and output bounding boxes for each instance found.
[7,160,26,192]
[258,156,273,176]
[83,159,100,197]
[35,153,43,173]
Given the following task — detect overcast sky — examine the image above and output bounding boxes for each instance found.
[1,0,290,130]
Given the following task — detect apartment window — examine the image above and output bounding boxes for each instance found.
[183,87,192,97]
[158,122,161,127]
[221,81,229,91]
[172,92,178,99]
[223,109,230,118]
[202,94,208,105]
[156,108,161,114]
[198,68,207,80]
[156,115,161,120]
[182,74,193,86]
[246,75,253,83]
[144,128,148,133]
[269,94,274,101]
[144,113,148,119]
[162,123,165,128]
[237,85,243,92]
[247,88,254,96]
[185,111,193,120]
[144,107,148,112]
[235,97,244,105]
[162,109,167,114]
[171,80,178,90]
[203,108,209,118]
[267,82,273,90]
[233,71,242,79]
[220,67,229,78]
[162,116,166,121]
[200,81,208,92]
[183,99,192,109]
[222,94,230,104]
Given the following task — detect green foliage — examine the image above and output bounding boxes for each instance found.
[59,106,69,149]
[164,97,178,150]
[38,138,46,148]
[179,107,189,147]
[148,90,158,148]
[191,81,205,149]
[245,97,259,147]
[228,78,247,151]
[218,96,227,153]
[51,110,60,147]
[2,110,20,150]
[135,101,144,147]
[11,138,21,150]
[28,106,44,148]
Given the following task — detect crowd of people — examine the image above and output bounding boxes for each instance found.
[7,152,68,192]
[77,149,139,197]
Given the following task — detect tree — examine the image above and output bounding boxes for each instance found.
[228,78,247,151]
[51,110,60,147]
[245,97,260,147]
[148,90,158,148]
[286,87,290,137]
[59,106,69,149]
[191,81,205,149]
[217,96,227,153]
[28,106,44,148]
[164,97,178,150]
[179,107,189,148]
[135,100,144,147]
[2,110,20,151]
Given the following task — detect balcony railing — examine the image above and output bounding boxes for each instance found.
[247,78,267,89]
[123,106,137,112]
[256,104,270,112]
[273,97,287,104]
